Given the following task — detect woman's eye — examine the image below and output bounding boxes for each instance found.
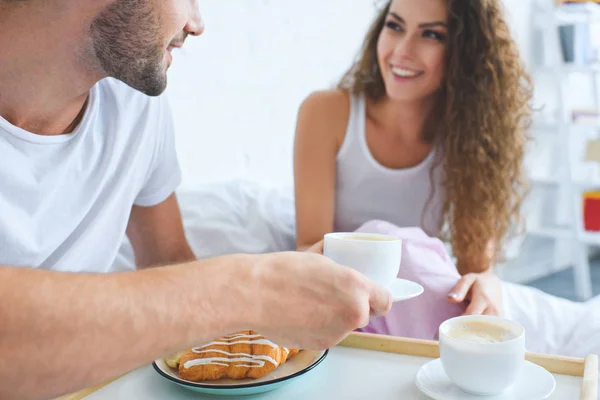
[385,21,402,32]
[423,30,446,42]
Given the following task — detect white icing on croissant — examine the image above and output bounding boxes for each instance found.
[184,333,290,369]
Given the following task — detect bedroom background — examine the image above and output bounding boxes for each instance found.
[159,0,600,300]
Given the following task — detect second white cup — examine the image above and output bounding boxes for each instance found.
[438,315,526,396]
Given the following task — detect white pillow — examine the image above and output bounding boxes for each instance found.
[178,180,296,258]
[113,180,296,269]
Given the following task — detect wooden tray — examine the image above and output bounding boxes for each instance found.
[340,332,599,400]
[57,332,598,400]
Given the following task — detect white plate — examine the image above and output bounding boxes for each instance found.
[415,358,556,400]
[153,349,327,397]
[389,278,424,302]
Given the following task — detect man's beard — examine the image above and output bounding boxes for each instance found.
[90,0,168,96]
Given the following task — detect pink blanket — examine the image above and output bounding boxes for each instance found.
[355,220,466,340]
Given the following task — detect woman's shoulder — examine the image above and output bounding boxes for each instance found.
[297,89,353,145]
[299,89,350,118]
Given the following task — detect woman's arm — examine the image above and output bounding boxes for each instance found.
[293,90,350,250]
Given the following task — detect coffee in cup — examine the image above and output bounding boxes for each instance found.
[445,320,518,344]
[323,232,402,287]
[438,315,525,396]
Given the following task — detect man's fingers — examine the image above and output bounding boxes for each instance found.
[447,274,476,303]
[369,282,393,317]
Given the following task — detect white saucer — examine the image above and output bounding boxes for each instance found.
[388,278,424,302]
[415,358,556,400]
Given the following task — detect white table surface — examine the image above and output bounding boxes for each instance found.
[85,347,582,399]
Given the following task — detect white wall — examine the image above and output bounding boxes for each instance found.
[166,0,537,190]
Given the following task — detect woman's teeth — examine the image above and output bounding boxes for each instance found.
[391,67,420,78]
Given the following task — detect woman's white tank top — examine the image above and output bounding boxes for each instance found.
[333,92,445,237]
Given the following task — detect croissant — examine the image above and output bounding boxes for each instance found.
[166,330,300,381]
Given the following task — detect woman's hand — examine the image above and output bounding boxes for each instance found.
[305,240,324,254]
[447,271,502,316]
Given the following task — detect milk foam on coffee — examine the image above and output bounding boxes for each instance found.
[340,234,397,241]
[446,321,517,344]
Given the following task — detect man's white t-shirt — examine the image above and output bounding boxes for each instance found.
[0,78,181,273]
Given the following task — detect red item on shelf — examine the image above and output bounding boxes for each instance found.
[584,192,600,231]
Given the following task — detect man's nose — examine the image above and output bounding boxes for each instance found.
[185,1,204,37]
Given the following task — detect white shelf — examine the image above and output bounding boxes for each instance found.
[525,2,596,299]
[580,230,600,245]
[529,174,600,188]
[527,226,573,239]
[531,121,558,131]
[534,3,600,26]
[532,120,600,131]
[535,65,600,74]
[554,3,600,25]
[530,175,561,185]
[527,226,600,245]
[526,226,600,246]
[578,180,600,188]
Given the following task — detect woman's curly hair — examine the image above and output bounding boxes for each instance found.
[338,0,533,273]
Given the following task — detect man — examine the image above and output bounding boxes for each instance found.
[0,1,392,399]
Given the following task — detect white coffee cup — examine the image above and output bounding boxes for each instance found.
[438,315,526,396]
[323,232,402,287]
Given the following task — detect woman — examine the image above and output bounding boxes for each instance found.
[294,0,532,316]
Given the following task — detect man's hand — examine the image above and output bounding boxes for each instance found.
[447,271,502,316]
[248,251,392,350]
